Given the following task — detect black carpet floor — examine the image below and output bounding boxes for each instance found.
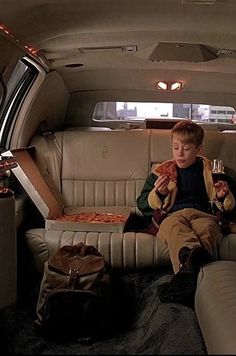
[0,268,207,355]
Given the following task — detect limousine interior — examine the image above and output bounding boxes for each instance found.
[1,0,236,354]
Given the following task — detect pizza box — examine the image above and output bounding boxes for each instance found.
[45,206,131,232]
[2,148,131,233]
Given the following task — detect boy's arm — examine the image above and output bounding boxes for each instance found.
[213,174,236,213]
[137,173,158,217]
[222,175,236,211]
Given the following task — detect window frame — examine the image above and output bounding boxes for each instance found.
[0,58,38,151]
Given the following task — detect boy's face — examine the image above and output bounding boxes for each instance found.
[172,133,202,169]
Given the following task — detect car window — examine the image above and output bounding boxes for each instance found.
[0,58,38,150]
[93,102,236,124]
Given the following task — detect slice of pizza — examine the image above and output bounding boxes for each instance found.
[153,159,177,183]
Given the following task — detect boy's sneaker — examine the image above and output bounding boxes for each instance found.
[188,246,212,275]
[178,246,191,271]
[178,245,212,274]
[157,270,196,308]
[157,246,212,307]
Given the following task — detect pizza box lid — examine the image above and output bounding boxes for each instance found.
[2,147,63,219]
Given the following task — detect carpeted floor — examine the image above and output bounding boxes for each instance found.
[0,268,207,355]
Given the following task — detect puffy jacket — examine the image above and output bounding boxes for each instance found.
[137,156,235,220]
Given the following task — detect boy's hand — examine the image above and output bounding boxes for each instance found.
[214,180,229,199]
[154,175,169,195]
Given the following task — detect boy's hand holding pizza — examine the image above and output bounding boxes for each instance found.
[154,175,169,196]
[214,180,229,199]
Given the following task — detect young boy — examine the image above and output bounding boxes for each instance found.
[137,120,236,305]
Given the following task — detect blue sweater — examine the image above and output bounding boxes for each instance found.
[168,158,210,214]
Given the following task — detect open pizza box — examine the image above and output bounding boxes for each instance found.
[2,148,131,233]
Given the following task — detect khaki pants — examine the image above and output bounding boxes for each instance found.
[157,208,223,274]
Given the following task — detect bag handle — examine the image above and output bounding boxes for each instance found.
[49,242,105,275]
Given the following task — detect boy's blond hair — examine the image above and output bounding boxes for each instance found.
[171,120,204,147]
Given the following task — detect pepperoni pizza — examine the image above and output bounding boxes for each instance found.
[54,212,128,223]
[154,160,177,183]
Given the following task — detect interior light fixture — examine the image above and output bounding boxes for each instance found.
[156,81,168,90]
[181,0,217,4]
[170,82,183,91]
[156,81,183,91]
[65,63,84,68]
[0,23,39,57]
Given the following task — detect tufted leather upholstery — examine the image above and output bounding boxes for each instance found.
[25,228,170,274]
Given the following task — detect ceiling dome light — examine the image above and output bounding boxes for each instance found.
[156,81,183,91]
[156,81,168,90]
[170,82,183,91]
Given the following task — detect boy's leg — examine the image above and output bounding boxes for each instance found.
[156,208,222,306]
[157,209,201,273]
[190,214,223,260]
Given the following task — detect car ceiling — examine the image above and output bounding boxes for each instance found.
[1,0,236,106]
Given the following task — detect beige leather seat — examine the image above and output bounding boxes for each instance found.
[24,129,236,273]
[26,228,170,273]
[195,260,236,355]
